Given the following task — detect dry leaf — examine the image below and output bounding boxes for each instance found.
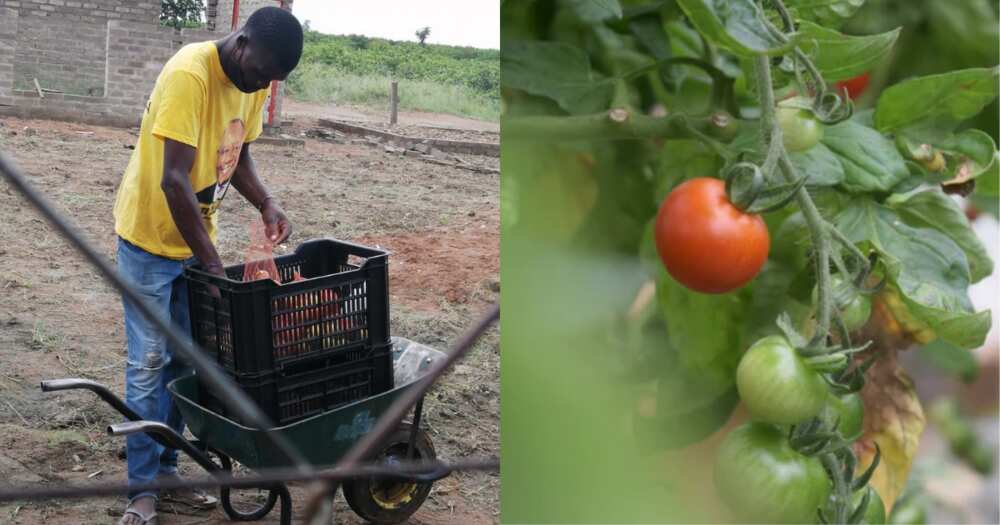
[855,350,926,513]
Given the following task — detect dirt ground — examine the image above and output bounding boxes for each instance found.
[282,100,500,143]
[0,108,499,524]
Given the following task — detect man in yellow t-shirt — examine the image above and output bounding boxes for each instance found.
[113,7,302,525]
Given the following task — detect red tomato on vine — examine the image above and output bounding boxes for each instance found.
[836,72,871,99]
[654,177,770,294]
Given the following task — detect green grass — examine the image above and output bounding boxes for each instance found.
[286,64,500,122]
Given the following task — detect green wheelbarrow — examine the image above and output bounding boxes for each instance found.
[40,337,447,524]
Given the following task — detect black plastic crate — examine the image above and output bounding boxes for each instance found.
[202,343,394,426]
[184,239,391,376]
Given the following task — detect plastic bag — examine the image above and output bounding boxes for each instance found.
[242,219,281,284]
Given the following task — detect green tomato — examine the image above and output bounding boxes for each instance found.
[888,493,927,525]
[776,106,823,152]
[821,392,865,441]
[812,277,872,332]
[715,423,831,523]
[737,335,828,425]
[853,486,887,524]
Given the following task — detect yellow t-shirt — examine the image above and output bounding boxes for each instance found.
[114,41,269,259]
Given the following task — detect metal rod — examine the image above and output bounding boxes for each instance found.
[0,458,497,502]
[0,151,311,473]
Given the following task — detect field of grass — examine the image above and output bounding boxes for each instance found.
[285,31,500,121]
[287,64,500,121]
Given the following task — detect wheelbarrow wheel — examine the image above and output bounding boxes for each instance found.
[343,423,437,524]
[217,453,279,521]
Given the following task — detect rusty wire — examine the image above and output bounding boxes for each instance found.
[0,149,501,516]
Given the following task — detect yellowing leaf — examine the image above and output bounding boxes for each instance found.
[855,352,926,513]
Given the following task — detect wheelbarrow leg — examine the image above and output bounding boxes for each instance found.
[108,421,220,473]
[406,396,425,460]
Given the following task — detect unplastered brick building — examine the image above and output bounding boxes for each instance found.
[0,0,293,128]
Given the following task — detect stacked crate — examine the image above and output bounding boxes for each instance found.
[184,239,394,426]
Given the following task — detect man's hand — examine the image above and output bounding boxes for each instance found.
[202,260,226,299]
[261,199,292,244]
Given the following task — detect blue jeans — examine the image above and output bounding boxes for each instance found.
[117,237,197,501]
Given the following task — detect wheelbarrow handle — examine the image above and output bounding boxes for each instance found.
[109,421,220,474]
[40,378,101,392]
[40,378,142,422]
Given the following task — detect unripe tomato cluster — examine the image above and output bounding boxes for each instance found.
[714,333,879,522]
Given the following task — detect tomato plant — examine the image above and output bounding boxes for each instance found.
[714,422,830,523]
[654,177,769,293]
[501,0,997,521]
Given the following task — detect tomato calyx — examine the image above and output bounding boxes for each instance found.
[773,311,873,376]
[721,160,808,214]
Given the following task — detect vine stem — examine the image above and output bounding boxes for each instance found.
[502,110,721,145]
[821,452,852,524]
[752,55,833,343]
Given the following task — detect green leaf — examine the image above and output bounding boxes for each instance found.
[656,272,746,400]
[821,120,909,194]
[836,200,990,350]
[874,67,1000,133]
[784,0,867,27]
[563,0,623,23]
[918,339,979,383]
[652,140,722,203]
[675,0,795,57]
[501,40,614,114]
[629,13,671,61]
[976,157,1000,197]
[797,21,899,82]
[937,129,1000,183]
[890,189,994,284]
[788,144,846,187]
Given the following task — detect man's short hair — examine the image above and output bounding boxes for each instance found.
[245,6,304,73]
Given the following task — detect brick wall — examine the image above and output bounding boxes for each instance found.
[0,0,292,128]
[213,0,289,33]
[0,0,159,24]
[14,13,107,95]
[0,0,159,96]
[0,8,17,104]
[102,21,176,117]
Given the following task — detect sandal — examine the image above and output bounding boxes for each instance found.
[159,486,218,510]
[117,507,158,525]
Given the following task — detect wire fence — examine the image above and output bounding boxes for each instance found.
[0,150,501,523]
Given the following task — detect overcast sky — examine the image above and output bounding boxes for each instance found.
[292,0,500,49]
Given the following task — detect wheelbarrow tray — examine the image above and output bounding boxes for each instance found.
[168,336,443,471]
